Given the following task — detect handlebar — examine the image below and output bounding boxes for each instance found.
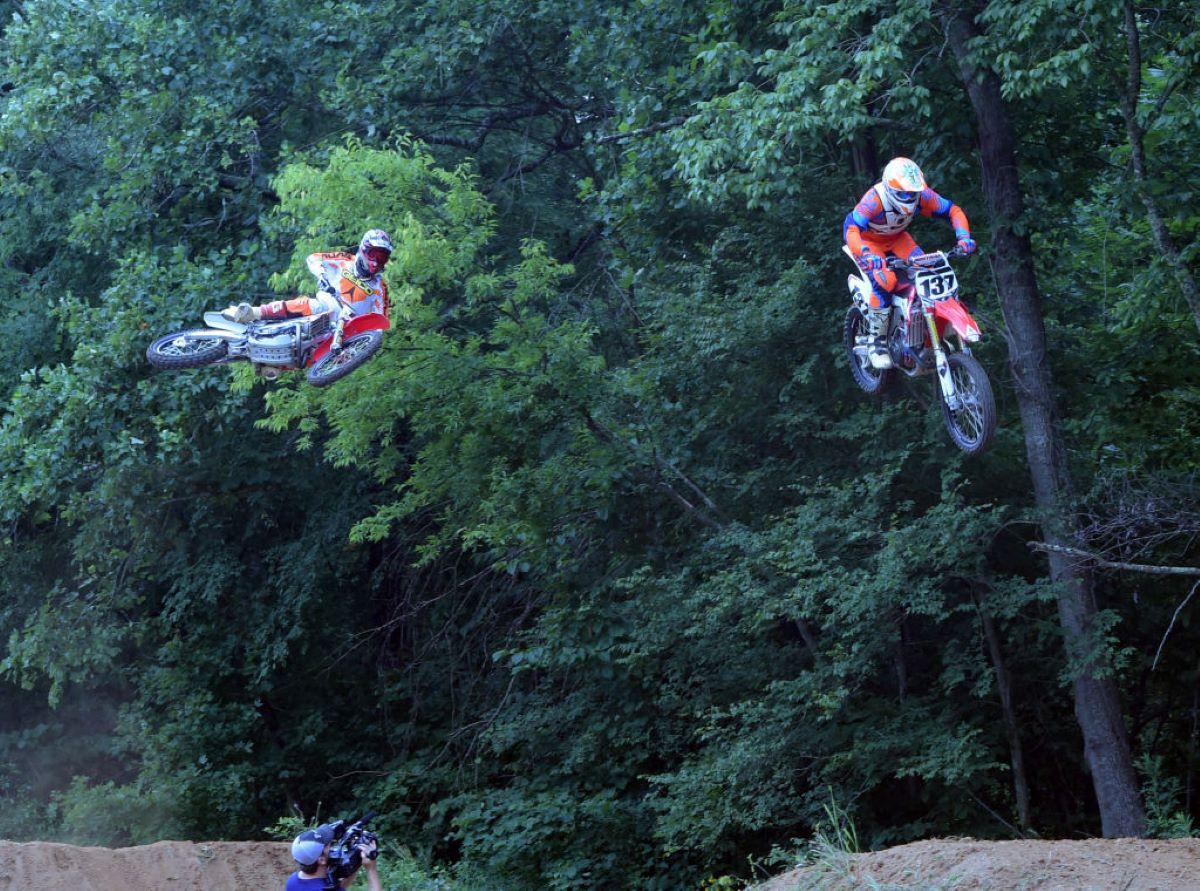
[884,246,967,271]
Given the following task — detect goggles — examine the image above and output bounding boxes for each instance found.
[891,189,918,202]
[364,246,391,267]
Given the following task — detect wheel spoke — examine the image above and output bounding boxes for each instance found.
[328,338,369,369]
[163,337,217,356]
[311,333,380,384]
[148,331,229,370]
[949,365,983,443]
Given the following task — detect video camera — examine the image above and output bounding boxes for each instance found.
[323,811,380,890]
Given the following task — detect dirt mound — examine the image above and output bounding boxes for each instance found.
[0,840,295,890]
[6,836,1200,889]
[758,837,1200,890]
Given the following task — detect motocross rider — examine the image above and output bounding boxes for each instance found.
[844,158,975,369]
[223,229,392,325]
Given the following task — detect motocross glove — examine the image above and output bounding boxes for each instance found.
[858,247,883,271]
[956,234,976,255]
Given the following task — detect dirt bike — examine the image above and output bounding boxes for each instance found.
[146,295,389,386]
[842,245,996,455]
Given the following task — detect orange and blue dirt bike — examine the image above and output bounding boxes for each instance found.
[146,294,388,387]
[842,245,997,455]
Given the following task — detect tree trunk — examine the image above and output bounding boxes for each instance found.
[1120,1,1200,335]
[978,601,1032,830]
[946,8,1146,838]
[851,131,879,180]
[1187,661,1200,813]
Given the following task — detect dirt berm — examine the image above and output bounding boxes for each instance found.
[4,836,1200,889]
[758,837,1200,890]
[0,840,294,889]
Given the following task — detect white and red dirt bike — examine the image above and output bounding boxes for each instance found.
[146,295,389,386]
[842,245,996,455]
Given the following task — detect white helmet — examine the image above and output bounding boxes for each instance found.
[880,157,927,215]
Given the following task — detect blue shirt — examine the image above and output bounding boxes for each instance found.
[285,872,328,891]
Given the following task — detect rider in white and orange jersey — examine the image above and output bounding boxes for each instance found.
[223,229,392,324]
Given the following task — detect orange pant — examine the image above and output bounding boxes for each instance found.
[258,295,334,320]
[861,232,922,308]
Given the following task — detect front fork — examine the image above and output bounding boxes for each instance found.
[331,305,350,352]
[925,308,961,410]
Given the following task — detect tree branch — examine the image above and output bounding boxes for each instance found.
[416,101,550,152]
[1027,541,1200,576]
[1153,580,1200,671]
[593,116,688,145]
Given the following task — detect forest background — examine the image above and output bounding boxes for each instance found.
[1,0,1199,887]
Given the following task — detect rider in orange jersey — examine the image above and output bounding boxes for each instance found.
[844,158,975,368]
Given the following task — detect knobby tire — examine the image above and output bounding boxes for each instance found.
[306,330,384,387]
[939,351,996,455]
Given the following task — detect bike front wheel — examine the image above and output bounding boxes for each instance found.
[307,331,384,387]
[939,352,996,455]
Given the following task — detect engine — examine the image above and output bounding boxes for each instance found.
[246,314,332,366]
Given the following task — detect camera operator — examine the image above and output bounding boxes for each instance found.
[286,823,381,891]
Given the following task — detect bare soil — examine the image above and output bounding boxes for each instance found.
[0,840,295,890]
[758,837,1200,890]
[4,836,1200,889]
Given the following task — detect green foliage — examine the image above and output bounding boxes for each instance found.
[816,795,862,856]
[374,847,519,891]
[1136,753,1196,840]
[267,138,495,297]
[52,777,184,847]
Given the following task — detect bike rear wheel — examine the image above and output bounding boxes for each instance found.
[843,306,895,395]
[939,352,996,455]
[306,330,384,387]
[147,331,229,370]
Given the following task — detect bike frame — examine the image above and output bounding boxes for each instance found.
[844,246,981,410]
[905,252,978,410]
[190,307,390,368]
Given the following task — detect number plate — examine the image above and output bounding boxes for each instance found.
[914,267,958,300]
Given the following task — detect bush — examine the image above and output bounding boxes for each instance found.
[52,777,183,846]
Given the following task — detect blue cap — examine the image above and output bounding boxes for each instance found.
[291,823,337,865]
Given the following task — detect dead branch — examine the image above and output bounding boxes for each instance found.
[1152,580,1200,670]
[1027,541,1200,576]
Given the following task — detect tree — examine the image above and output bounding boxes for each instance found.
[945,2,1144,838]
[1117,1,1200,335]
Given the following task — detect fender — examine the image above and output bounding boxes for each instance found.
[203,311,248,332]
[308,312,391,366]
[842,245,873,311]
[175,327,247,342]
[932,298,981,343]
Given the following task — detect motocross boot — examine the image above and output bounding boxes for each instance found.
[220,302,257,325]
[865,307,893,370]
